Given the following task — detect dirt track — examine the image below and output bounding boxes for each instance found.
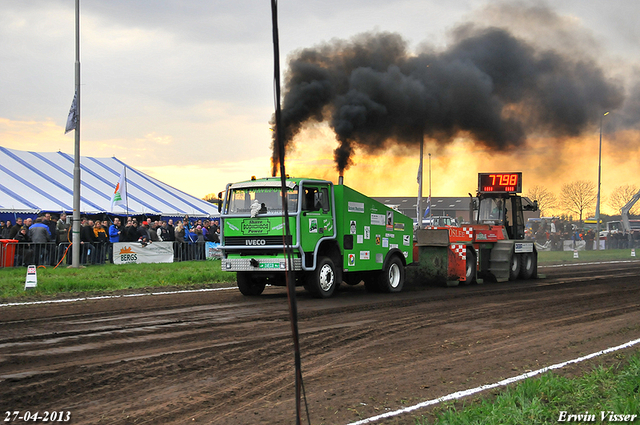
[1,261,640,424]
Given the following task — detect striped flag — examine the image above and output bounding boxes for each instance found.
[111,167,127,211]
[423,196,431,218]
[64,91,78,134]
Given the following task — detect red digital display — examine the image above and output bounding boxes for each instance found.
[478,173,522,193]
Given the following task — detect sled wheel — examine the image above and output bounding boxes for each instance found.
[509,252,521,281]
[519,252,536,280]
[463,248,477,285]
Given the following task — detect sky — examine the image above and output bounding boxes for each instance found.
[2,0,640,215]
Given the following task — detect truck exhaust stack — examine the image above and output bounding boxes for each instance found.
[338,175,344,185]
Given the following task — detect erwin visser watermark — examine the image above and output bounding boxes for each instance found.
[558,411,638,422]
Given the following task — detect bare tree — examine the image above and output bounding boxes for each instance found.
[525,185,557,216]
[609,184,640,215]
[560,180,597,222]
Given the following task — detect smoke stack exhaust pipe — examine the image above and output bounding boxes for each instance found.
[338,175,344,185]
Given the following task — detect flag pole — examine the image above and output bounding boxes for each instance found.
[71,0,81,268]
[125,166,129,217]
[417,134,424,229]
[429,152,432,218]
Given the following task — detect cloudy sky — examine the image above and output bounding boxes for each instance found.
[2,0,639,214]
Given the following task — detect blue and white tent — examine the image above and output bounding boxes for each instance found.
[0,146,218,217]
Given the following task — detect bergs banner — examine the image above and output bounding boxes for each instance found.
[113,242,174,265]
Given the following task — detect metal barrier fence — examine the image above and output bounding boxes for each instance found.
[1,241,209,267]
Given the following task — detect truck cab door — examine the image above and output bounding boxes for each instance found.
[300,183,333,258]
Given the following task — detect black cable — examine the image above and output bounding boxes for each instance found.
[271,1,309,424]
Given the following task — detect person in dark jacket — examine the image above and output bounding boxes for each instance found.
[28,217,51,243]
[8,218,23,239]
[137,221,151,245]
[43,213,57,242]
[29,217,51,265]
[0,221,9,239]
[159,221,171,241]
[93,221,108,264]
[166,219,175,241]
[126,219,139,242]
[80,219,96,264]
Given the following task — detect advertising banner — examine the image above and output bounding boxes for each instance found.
[113,242,174,265]
[206,242,222,260]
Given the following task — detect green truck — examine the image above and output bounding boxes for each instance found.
[220,177,414,298]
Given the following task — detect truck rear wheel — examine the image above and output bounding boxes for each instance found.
[509,252,521,281]
[519,252,536,279]
[378,256,404,293]
[237,272,266,296]
[305,256,337,298]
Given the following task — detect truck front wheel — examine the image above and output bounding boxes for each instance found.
[305,256,337,298]
[237,272,266,296]
[378,256,405,293]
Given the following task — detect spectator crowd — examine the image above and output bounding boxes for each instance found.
[525,218,640,251]
[0,214,220,267]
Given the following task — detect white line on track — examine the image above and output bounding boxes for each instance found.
[0,286,236,308]
[346,337,640,425]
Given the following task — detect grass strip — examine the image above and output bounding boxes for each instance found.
[538,248,639,265]
[0,260,234,300]
[417,351,640,424]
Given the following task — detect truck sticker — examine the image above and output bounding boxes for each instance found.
[514,242,534,253]
[323,219,333,233]
[259,262,282,269]
[386,211,394,230]
[227,222,239,231]
[348,201,365,213]
[350,220,357,235]
[241,219,269,235]
[371,213,385,226]
[348,254,355,266]
[360,251,370,260]
[375,235,381,245]
[364,226,370,239]
[309,218,318,233]
[357,234,363,244]
[403,235,410,246]
[390,243,399,249]
[382,238,389,248]
[394,223,405,231]
[376,253,384,263]
[271,223,284,231]
[385,233,395,238]
[403,251,409,258]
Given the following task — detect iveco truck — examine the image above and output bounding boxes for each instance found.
[220,177,414,298]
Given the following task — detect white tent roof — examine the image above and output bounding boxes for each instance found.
[0,146,218,217]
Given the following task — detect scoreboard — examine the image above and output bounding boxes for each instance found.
[478,173,522,193]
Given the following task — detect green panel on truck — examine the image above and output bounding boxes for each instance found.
[334,184,414,272]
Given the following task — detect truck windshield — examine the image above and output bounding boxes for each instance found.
[478,198,504,224]
[226,187,298,215]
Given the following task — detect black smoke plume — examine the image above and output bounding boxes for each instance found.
[271,23,624,176]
